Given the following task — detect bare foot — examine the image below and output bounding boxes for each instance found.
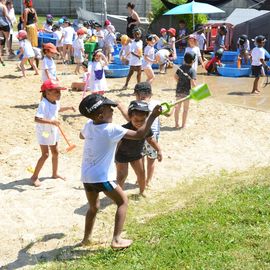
[34,72,39,75]
[175,124,180,129]
[31,176,41,187]
[111,238,133,249]
[139,192,147,198]
[122,85,128,90]
[52,174,66,181]
[77,239,91,247]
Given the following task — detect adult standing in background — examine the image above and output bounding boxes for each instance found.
[23,0,38,47]
[0,0,11,56]
[6,0,16,55]
[126,2,140,39]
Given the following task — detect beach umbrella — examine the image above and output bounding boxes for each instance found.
[163,0,225,30]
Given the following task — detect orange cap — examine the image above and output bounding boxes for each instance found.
[43,43,58,54]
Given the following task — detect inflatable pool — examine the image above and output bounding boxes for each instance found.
[113,55,122,65]
[217,64,251,77]
[210,51,239,62]
[105,64,130,78]
[174,56,184,65]
[38,33,57,48]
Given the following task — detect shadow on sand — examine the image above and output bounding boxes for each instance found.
[11,104,38,110]
[227,91,251,96]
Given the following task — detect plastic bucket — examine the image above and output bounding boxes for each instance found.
[84,42,97,54]
[190,83,211,101]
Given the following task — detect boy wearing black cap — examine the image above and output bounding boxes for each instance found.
[174,52,196,129]
[115,100,162,196]
[79,94,161,249]
[251,35,268,95]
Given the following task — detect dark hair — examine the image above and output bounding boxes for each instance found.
[179,20,186,24]
[127,2,135,9]
[82,61,88,69]
[6,1,13,6]
[128,109,149,118]
[184,52,196,64]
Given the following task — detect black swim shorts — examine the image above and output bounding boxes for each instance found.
[83,181,117,193]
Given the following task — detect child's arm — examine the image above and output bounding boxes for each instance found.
[146,137,162,161]
[124,106,162,140]
[59,106,76,113]
[117,102,129,121]
[44,69,51,80]
[35,117,60,126]
[174,73,179,82]
[144,54,155,64]
[100,53,109,67]
[198,56,205,68]
[191,79,196,88]
[17,47,24,58]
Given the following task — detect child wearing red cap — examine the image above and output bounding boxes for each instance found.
[167,28,177,60]
[156,28,168,50]
[73,28,85,74]
[31,79,75,187]
[42,43,59,82]
[17,30,39,77]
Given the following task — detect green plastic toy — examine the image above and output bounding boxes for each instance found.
[161,83,211,115]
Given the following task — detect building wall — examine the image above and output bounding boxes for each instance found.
[13,0,151,17]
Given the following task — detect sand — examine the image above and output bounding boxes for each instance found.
[0,60,270,269]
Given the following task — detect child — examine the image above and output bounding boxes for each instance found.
[94,23,105,50]
[17,30,39,77]
[237,34,250,65]
[52,24,64,61]
[79,94,161,248]
[214,25,227,52]
[103,24,116,63]
[119,34,131,65]
[43,14,53,33]
[142,34,159,84]
[41,43,58,82]
[122,28,143,90]
[155,46,174,74]
[178,20,189,52]
[62,20,75,64]
[251,35,268,95]
[156,28,168,50]
[17,16,24,32]
[185,35,204,72]
[196,25,207,62]
[167,28,177,60]
[116,100,162,196]
[85,49,108,95]
[174,52,196,129]
[31,79,75,187]
[73,28,85,74]
[205,48,223,75]
[134,82,162,186]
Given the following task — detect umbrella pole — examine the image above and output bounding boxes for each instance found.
[193,13,195,31]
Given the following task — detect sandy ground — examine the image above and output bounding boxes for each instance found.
[0,58,270,269]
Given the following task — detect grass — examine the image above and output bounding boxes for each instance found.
[37,167,270,270]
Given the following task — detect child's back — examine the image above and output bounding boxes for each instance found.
[176,63,196,96]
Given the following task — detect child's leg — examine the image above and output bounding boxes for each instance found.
[123,66,135,88]
[174,102,182,128]
[182,99,190,128]
[20,58,28,77]
[31,145,49,186]
[116,162,129,188]
[136,66,142,83]
[146,157,156,186]
[75,63,80,74]
[29,58,39,75]
[130,158,146,195]
[82,190,100,245]
[252,77,260,93]
[63,45,67,62]
[144,68,155,84]
[104,186,132,248]
[49,144,65,180]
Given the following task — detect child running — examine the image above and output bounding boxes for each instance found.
[116,101,162,196]
[17,30,39,77]
[41,43,58,82]
[122,28,143,90]
[142,34,159,84]
[134,82,162,186]
[31,79,75,187]
[174,52,196,129]
[251,35,268,95]
[73,28,85,74]
[85,49,108,95]
[79,94,162,248]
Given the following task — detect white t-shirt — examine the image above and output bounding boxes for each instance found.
[86,61,108,92]
[19,39,35,59]
[142,45,155,69]
[53,30,63,47]
[148,100,160,134]
[120,44,131,60]
[73,38,84,59]
[7,8,16,35]
[251,47,265,66]
[63,26,75,45]
[41,56,57,82]
[196,33,206,51]
[36,98,60,145]
[156,49,170,64]
[96,30,105,48]
[129,40,143,66]
[104,32,116,51]
[81,120,128,183]
[156,37,167,50]
[168,36,176,59]
[43,23,53,33]
[185,46,201,71]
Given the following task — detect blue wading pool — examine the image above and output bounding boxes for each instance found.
[210,51,239,62]
[105,64,130,78]
[174,56,184,65]
[38,33,57,48]
[113,55,122,65]
[217,64,251,77]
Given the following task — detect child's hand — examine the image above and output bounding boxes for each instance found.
[51,120,60,126]
[157,151,163,162]
[151,105,162,118]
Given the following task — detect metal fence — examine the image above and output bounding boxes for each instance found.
[13,0,151,17]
